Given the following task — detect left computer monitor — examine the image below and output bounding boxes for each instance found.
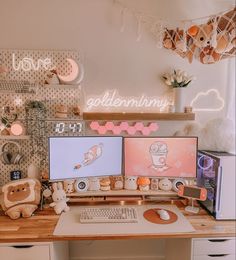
[49,136,123,180]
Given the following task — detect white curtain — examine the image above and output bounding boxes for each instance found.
[225,58,235,129]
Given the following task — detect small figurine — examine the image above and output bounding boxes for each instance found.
[63,179,75,193]
[50,182,70,214]
[55,104,68,118]
[88,177,100,191]
[100,177,111,191]
[124,176,138,190]
[72,106,81,116]
[137,177,150,191]
[110,176,123,190]
[159,178,172,191]
[150,178,159,191]
[44,69,60,85]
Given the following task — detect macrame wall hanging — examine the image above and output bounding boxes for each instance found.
[115,1,236,64]
[163,8,236,64]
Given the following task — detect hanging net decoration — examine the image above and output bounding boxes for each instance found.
[162,8,236,64]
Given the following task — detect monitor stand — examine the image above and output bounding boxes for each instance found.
[185,199,199,214]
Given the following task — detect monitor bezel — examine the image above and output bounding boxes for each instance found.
[48,135,124,181]
[123,136,198,179]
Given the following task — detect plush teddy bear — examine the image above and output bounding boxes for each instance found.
[199,46,221,64]
[215,28,236,54]
[163,28,191,58]
[50,182,70,215]
[213,8,236,55]
[163,29,176,50]
[174,118,235,152]
[187,23,214,63]
[0,178,41,220]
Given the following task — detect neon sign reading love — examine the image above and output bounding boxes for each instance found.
[12,53,53,71]
[85,89,171,111]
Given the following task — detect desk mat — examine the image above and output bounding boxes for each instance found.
[53,204,195,236]
[143,208,178,224]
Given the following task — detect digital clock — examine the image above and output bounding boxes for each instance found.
[54,122,83,134]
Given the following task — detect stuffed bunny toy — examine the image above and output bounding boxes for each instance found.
[50,182,70,215]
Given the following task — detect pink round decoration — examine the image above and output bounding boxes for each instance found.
[149,122,159,131]
[141,127,151,136]
[119,122,129,130]
[90,121,100,130]
[105,121,114,131]
[10,122,25,136]
[112,126,122,135]
[127,126,136,135]
[97,126,107,135]
[134,122,144,131]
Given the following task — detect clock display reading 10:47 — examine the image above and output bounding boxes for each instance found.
[54,122,83,134]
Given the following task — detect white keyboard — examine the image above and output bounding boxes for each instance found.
[79,207,138,223]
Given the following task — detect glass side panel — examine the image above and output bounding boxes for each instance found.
[197,152,220,214]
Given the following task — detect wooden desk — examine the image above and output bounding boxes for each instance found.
[0,201,235,243]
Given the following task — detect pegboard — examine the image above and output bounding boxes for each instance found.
[0,49,85,186]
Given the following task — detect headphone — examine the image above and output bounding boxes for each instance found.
[0,141,24,165]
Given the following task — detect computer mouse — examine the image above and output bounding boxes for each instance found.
[156,209,170,221]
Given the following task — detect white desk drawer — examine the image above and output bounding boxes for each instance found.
[193,255,235,260]
[193,238,235,255]
[0,244,50,260]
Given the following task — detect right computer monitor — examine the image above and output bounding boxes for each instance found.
[124,137,198,178]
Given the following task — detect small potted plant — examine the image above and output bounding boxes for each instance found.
[162,70,195,112]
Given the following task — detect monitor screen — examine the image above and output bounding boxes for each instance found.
[183,186,201,198]
[124,137,197,178]
[49,136,123,180]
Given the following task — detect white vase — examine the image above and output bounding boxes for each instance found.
[174,88,185,113]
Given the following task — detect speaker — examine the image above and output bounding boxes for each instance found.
[0,141,24,165]
[172,178,187,192]
[74,178,89,192]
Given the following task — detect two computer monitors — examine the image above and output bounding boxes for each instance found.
[49,136,198,181]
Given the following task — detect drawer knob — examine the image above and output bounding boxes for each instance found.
[208,254,229,257]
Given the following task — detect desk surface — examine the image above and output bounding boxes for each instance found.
[0,201,235,243]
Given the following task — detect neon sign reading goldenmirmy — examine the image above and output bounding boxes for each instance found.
[85,89,171,112]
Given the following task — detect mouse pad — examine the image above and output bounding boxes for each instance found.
[143,208,178,224]
[53,205,195,236]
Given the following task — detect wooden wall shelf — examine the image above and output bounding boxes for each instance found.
[83,112,195,121]
[0,135,30,140]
